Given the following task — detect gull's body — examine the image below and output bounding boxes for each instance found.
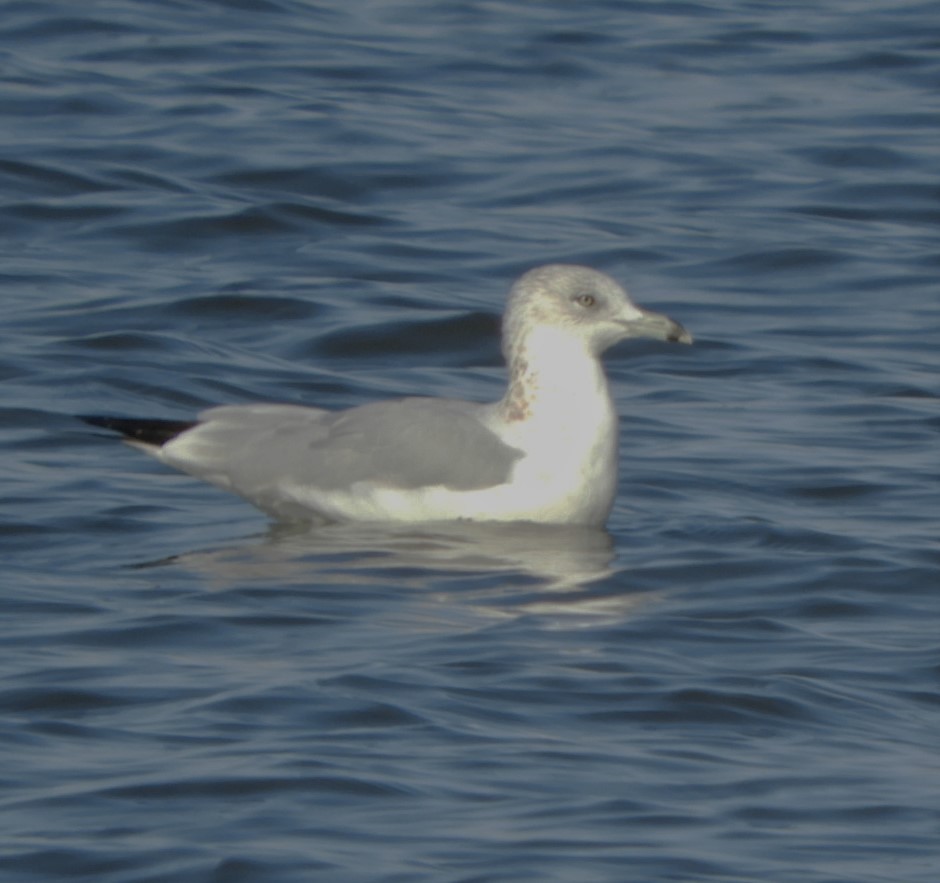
[84,265,691,526]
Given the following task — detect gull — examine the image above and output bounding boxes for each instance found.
[83,264,691,526]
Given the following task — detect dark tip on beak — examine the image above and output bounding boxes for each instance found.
[667,323,693,345]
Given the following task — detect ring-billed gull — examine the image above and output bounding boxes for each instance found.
[83,265,691,526]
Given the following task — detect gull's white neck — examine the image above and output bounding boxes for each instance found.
[486,324,620,524]
[498,325,614,430]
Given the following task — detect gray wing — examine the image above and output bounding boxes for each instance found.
[162,398,522,495]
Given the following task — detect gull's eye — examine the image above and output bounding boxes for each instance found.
[574,293,596,308]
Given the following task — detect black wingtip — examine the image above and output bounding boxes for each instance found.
[80,415,197,447]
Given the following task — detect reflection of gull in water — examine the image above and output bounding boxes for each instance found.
[153,522,654,623]
[83,265,690,527]
[161,521,616,590]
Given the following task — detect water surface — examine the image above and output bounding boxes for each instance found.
[1,2,938,881]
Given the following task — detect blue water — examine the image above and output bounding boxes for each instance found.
[2,1,938,881]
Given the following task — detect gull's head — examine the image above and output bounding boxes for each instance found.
[503,264,692,359]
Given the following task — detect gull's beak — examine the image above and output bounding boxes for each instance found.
[625,308,693,345]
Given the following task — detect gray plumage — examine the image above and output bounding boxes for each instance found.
[171,400,520,494]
